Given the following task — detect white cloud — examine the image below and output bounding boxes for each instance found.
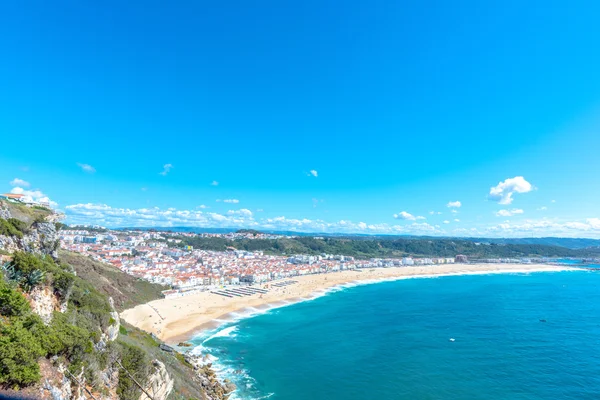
[308,170,318,177]
[198,205,208,209]
[10,178,30,188]
[222,199,239,204]
[61,201,600,239]
[429,211,442,215]
[159,164,173,176]
[10,187,57,207]
[451,209,458,214]
[488,176,532,205]
[484,218,600,238]
[393,211,425,221]
[537,206,547,211]
[227,209,253,218]
[64,203,444,235]
[77,163,96,173]
[447,201,461,208]
[211,181,219,186]
[454,219,460,222]
[256,209,264,212]
[495,209,524,217]
[551,200,556,203]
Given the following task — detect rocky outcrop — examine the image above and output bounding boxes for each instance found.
[0,204,10,220]
[106,297,120,342]
[30,286,61,324]
[185,355,235,400]
[140,360,174,400]
[30,221,61,258]
[0,204,60,258]
[39,361,72,400]
[0,222,60,258]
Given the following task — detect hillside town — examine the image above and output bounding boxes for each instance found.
[59,228,464,298]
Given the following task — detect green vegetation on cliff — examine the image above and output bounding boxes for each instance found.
[59,250,167,311]
[0,250,224,399]
[176,235,587,259]
[0,200,52,226]
[0,218,29,239]
[0,254,107,389]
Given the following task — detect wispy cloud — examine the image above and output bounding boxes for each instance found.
[495,209,524,217]
[393,211,425,221]
[312,198,325,208]
[447,201,461,208]
[10,178,30,188]
[227,209,253,217]
[488,176,533,205]
[216,199,239,204]
[211,181,219,186]
[159,164,173,176]
[308,170,318,177]
[77,163,96,173]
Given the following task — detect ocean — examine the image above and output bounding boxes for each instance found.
[190,269,600,399]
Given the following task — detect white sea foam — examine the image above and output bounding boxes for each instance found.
[203,325,238,343]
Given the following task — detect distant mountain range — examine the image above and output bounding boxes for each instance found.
[121,226,600,250]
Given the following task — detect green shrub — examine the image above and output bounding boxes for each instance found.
[0,218,28,239]
[117,342,150,400]
[0,319,45,388]
[0,280,29,317]
[9,252,44,276]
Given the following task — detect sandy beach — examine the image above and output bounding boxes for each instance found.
[120,263,573,344]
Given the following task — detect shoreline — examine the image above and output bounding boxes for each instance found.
[120,263,578,344]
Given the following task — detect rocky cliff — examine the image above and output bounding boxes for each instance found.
[0,201,60,258]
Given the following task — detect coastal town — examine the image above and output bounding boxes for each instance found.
[58,226,539,299]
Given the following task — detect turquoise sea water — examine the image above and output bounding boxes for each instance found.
[191,270,600,399]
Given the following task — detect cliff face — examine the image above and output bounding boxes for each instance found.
[140,360,174,400]
[0,202,60,258]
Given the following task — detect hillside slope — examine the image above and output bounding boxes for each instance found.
[58,251,167,312]
[176,234,587,259]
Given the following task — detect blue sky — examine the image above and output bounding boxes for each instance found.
[2,0,600,237]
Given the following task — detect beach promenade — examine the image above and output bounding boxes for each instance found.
[120,263,573,344]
